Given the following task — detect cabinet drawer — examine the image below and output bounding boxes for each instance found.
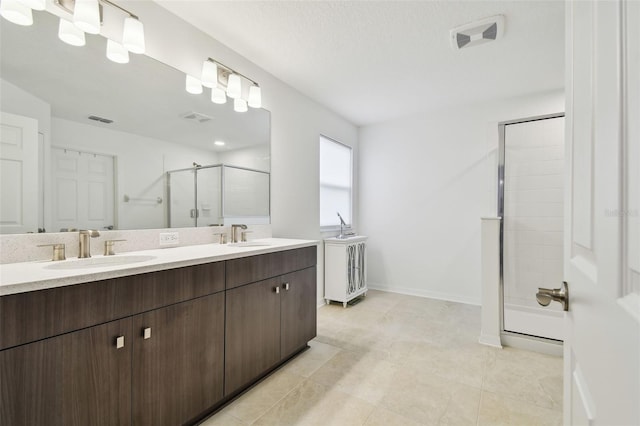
[226,246,317,290]
[0,261,225,350]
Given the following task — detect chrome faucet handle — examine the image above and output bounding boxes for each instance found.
[213,232,227,244]
[38,243,66,261]
[104,239,127,256]
[230,224,248,243]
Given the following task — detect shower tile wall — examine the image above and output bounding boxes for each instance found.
[503,117,565,310]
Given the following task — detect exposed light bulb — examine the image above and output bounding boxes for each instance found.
[211,87,226,104]
[22,0,46,11]
[73,0,100,34]
[226,73,242,99]
[0,0,33,26]
[58,18,86,46]
[248,85,262,108]
[234,98,248,113]
[122,16,145,54]
[106,39,129,64]
[201,60,218,88]
[186,75,203,95]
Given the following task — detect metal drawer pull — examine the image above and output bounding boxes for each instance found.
[115,335,125,349]
[284,283,290,291]
[143,327,152,339]
[275,286,280,294]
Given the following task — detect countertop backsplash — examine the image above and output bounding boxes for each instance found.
[0,225,272,264]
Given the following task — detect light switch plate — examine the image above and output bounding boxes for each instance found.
[159,232,179,246]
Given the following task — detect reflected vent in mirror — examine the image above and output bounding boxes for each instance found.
[88,115,114,124]
[181,111,213,123]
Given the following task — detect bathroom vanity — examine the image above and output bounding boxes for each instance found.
[0,239,317,426]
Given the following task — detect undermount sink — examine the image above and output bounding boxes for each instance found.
[45,255,157,270]
[227,242,271,247]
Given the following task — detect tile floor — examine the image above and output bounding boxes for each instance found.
[201,290,563,426]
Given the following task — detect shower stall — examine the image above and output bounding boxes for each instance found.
[166,164,270,227]
[498,113,565,342]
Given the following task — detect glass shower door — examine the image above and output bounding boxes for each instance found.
[501,115,565,340]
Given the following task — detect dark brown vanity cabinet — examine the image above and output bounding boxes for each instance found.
[0,318,133,426]
[224,247,317,395]
[0,261,226,426]
[0,246,317,426]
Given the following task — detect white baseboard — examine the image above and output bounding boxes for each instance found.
[501,332,563,356]
[367,283,480,306]
[479,334,503,348]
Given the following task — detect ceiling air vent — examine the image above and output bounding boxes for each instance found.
[88,115,114,124]
[450,15,504,50]
[181,111,213,123]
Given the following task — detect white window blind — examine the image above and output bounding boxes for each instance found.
[320,135,352,228]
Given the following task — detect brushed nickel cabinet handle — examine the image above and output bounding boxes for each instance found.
[143,327,152,340]
[274,286,280,294]
[115,335,125,349]
[284,283,290,291]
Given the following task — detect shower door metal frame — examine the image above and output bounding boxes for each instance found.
[497,112,565,342]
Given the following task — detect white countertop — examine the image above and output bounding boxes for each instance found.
[0,238,318,296]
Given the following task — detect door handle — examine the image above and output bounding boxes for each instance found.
[536,281,569,311]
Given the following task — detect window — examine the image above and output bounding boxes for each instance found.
[320,135,352,228]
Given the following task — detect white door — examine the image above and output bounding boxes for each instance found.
[51,147,115,232]
[0,111,38,234]
[562,1,639,425]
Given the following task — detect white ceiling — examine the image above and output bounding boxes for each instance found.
[156,0,565,127]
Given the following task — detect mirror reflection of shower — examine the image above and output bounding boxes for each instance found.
[166,164,270,228]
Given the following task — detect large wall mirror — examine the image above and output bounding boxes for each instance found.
[0,10,270,234]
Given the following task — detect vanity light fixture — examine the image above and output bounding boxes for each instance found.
[73,0,101,34]
[122,15,145,54]
[234,98,248,113]
[58,18,86,46]
[201,60,218,88]
[22,0,46,11]
[52,0,146,56]
[211,87,226,104]
[226,73,242,99]
[186,75,203,95]
[106,39,129,63]
[248,84,262,108]
[190,58,262,111]
[0,0,33,26]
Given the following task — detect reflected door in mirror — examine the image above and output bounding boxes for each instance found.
[51,148,114,232]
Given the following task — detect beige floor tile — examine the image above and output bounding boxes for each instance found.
[253,379,375,426]
[281,340,343,378]
[199,411,247,426]
[308,348,399,404]
[364,406,423,426]
[478,391,562,426]
[224,370,305,424]
[380,370,481,425]
[483,346,563,410]
[404,341,491,389]
[201,291,563,425]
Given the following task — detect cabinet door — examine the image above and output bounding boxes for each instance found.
[225,278,281,395]
[0,318,132,426]
[132,293,225,426]
[280,266,317,360]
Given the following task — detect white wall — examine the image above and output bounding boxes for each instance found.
[52,117,218,230]
[359,90,564,305]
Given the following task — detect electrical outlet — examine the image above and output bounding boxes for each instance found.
[159,232,179,246]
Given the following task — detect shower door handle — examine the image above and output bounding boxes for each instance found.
[536,281,569,311]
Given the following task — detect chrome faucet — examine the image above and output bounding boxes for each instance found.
[337,212,347,239]
[230,224,248,243]
[79,230,100,258]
